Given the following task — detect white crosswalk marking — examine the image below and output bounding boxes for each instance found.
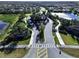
[31,44,55,48]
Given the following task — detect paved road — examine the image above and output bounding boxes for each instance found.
[23,16,39,47]
[24,48,36,58]
[22,14,39,57]
[36,47,48,58]
[24,7,73,58]
[28,27,39,47]
[44,17,73,58]
[55,20,65,45]
[44,17,55,45]
[24,27,39,58]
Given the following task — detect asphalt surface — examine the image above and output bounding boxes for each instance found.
[24,7,74,58]
[45,17,73,58]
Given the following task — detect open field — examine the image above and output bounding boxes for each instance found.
[60,48,79,58]
[0,48,29,58]
[0,14,19,24]
[60,33,78,45]
[0,14,19,42]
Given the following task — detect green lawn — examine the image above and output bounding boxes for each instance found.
[60,33,78,45]
[39,24,45,43]
[60,48,79,58]
[0,14,19,42]
[52,33,60,45]
[25,13,32,17]
[17,22,26,29]
[0,48,28,58]
[0,14,19,24]
[18,38,30,45]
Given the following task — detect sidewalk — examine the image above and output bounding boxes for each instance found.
[57,45,79,49]
[55,20,65,45]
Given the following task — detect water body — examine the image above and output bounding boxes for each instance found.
[51,12,79,21]
[66,13,79,20]
[0,21,9,34]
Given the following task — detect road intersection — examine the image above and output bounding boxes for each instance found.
[23,7,74,58]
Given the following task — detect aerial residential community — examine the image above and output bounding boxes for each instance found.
[0,1,79,58]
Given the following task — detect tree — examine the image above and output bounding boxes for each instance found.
[69,8,75,13]
[19,13,26,22]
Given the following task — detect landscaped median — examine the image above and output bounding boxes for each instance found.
[39,24,45,43]
[52,32,60,45]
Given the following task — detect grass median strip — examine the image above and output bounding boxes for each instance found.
[52,33,60,45]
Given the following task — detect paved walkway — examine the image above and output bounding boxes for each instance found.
[2,43,79,49]
[55,20,65,45]
[44,17,55,44]
[57,45,79,49]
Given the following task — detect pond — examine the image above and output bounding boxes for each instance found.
[66,13,79,20]
[0,21,9,31]
[51,12,79,20]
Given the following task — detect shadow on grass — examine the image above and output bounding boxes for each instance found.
[0,41,18,54]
